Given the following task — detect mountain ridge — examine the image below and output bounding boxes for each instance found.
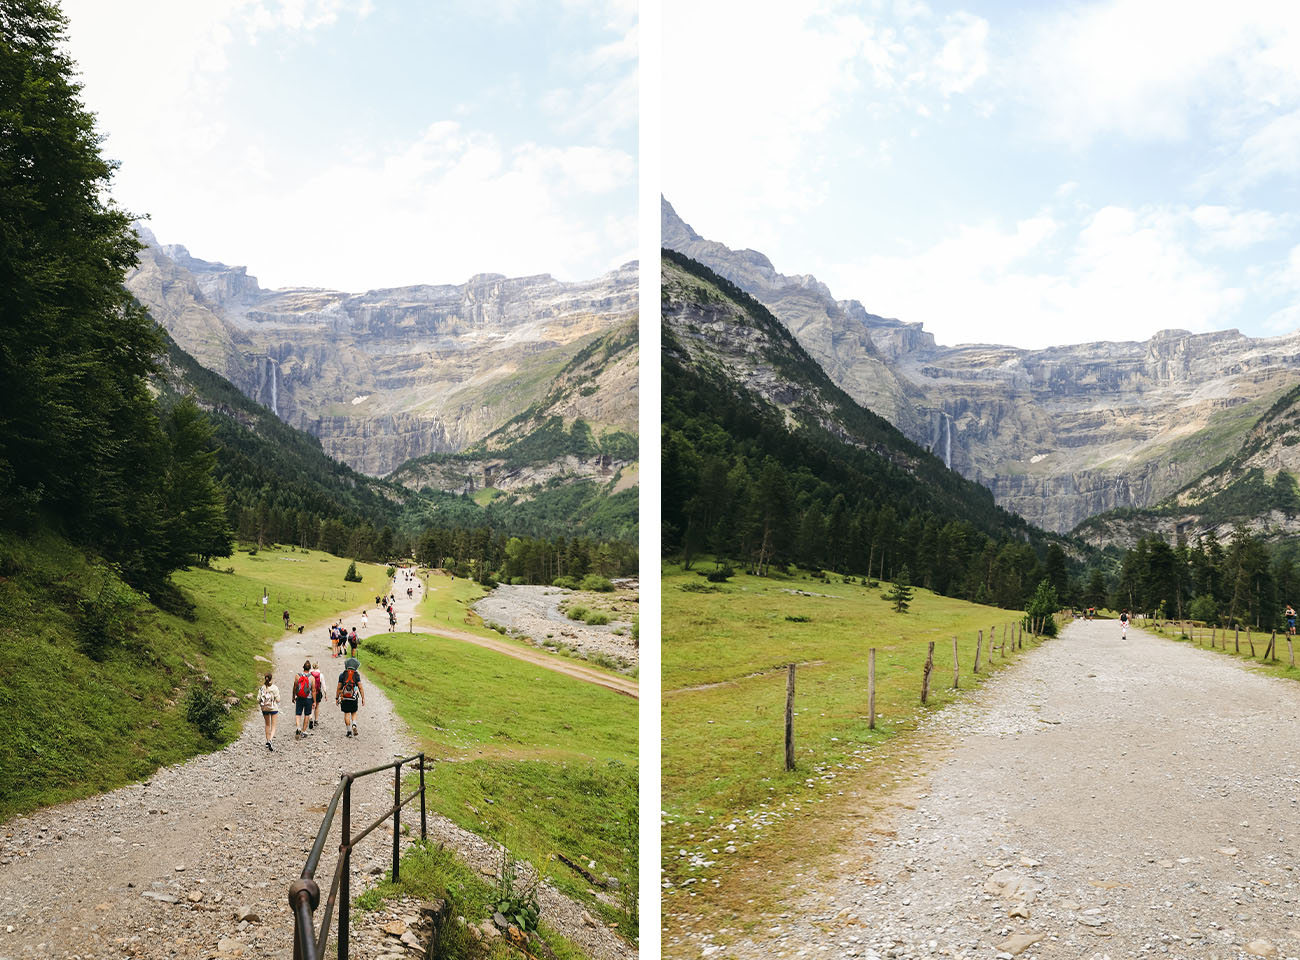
[662,197,1300,534]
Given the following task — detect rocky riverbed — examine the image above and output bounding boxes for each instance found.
[473,584,638,670]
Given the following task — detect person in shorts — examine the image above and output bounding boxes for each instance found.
[337,656,365,738]
[293,660,314,739]
[309,660,326,729]
[1120,610,1129,640]
[257,673,280,750]
[1287,604,1296,637]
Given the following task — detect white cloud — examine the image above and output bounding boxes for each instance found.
[167,123,635,289]
[825,204,1258,348]
[664,0,990,250]
[1016,0,1300,154]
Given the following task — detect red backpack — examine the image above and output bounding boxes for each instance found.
[295,673,311,699]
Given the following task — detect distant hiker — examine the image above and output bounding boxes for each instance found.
[282,609,290,629]
[375,595,382,606]
[309,660,326,729]
[1287,604,1296,637]
[257,674,280,750]
[361,610,368,629]
[337,657,365,738]
[1120,610,1130,640]
[293,660,314,739]
[388,609,397,632]
[348,628,358,656]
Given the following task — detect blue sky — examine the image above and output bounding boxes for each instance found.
[663,0,1300,349]
[62,0,636,290]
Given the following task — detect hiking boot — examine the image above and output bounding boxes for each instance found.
[266,741,272,751]
[346,729,352,738]
[351,723,358,737]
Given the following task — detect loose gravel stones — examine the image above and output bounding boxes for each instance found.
[680,619,1300,960]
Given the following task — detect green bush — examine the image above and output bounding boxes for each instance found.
[584,611,610,626]
[579,574,614,592]
[385,565,396,579]
[552,575,580,590]
[1189,594,1218,625]
[566,605,588,621]
[184,683,226,741]
[78,577,143,660]
[344,560,363,583]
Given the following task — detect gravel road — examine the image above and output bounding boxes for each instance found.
[0,577,632,960]
[697,618,1300,960]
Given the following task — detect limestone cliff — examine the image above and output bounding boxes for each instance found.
[662,198,1300,533]
[127,226,638,477]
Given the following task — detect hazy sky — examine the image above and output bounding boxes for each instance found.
[663,0,1300,349]
[62,0,636,291]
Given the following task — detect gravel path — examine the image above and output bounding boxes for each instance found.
[700,619,1300,960]
[0,576,632,960]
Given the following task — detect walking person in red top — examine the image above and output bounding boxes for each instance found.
[292,660,314,739]
[309,660,327,730]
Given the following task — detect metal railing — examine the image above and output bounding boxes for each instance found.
[289,753,428,960]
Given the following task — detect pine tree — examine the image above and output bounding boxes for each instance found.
[343,560,362,583]
[882,564,914,613]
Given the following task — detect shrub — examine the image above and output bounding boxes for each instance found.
[552,575,580,590]
[78,577,142,660]
[184,683,226,741]
[579,574,614,592]
[705,565,734,583]
[385,566,396,579]
[679,582,720,593]
[566,605,588,621]
[1189,594,1218,625]
[344,561,363,583]
[584,611,610,626]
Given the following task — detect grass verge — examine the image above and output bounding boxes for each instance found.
[359,630,638,941]
[662,560,1033,937]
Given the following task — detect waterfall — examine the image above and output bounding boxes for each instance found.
[267,356,278,417]
[943,412,951,470]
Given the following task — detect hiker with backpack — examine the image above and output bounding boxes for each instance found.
[257,673,280,750]
[337,657,365,738]
[348,627,358,657]
[293,660,314,739]
[309,660,327,729]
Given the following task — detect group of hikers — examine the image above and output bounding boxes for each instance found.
[256,656,365,749]
[254,570,429,749]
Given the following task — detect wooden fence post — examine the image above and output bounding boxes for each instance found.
[1001,625,1007,656]
[784,664,796,772]
[921,642,934,704]
[867,649,876,730]
[1235,627,1240,653]
[1248,629,1255,657]
[952,636,960,689]
[974,630,983,673]
[1267,630,1276,661]
[1211,625,1216,648]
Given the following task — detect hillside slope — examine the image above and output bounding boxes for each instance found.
[663,198,1300,533]
[1075,383,1300,547]
[663,249,1064,601]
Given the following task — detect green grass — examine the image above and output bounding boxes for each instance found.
[472,486,502,507]
[417,570,498,639]
[1143,618,1300,676]
[662,561,1032,904]
[360,630,638,939]
[354,840,590,960]
[0,534,386,821]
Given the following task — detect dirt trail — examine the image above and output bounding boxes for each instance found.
[689,619,1300,960]
[0,576,632,960]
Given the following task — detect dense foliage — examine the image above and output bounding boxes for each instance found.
[0,1,232,598]
[414,526,636,586]
[661,250,1066,611]
[1109,529,1300,630]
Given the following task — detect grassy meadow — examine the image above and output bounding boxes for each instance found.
[662,560,1036,916]
[0,534,384,820]
[360,629,638,937]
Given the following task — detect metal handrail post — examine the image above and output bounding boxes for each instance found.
[339,777,352,960]
[392,760,402,882]
[419,753,426,840]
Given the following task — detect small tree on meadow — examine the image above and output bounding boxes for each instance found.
[882,565,914,613]
[344,560,362,583]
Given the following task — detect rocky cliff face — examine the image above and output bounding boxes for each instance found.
[662,198,1300,533]
[127,226,638,477]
